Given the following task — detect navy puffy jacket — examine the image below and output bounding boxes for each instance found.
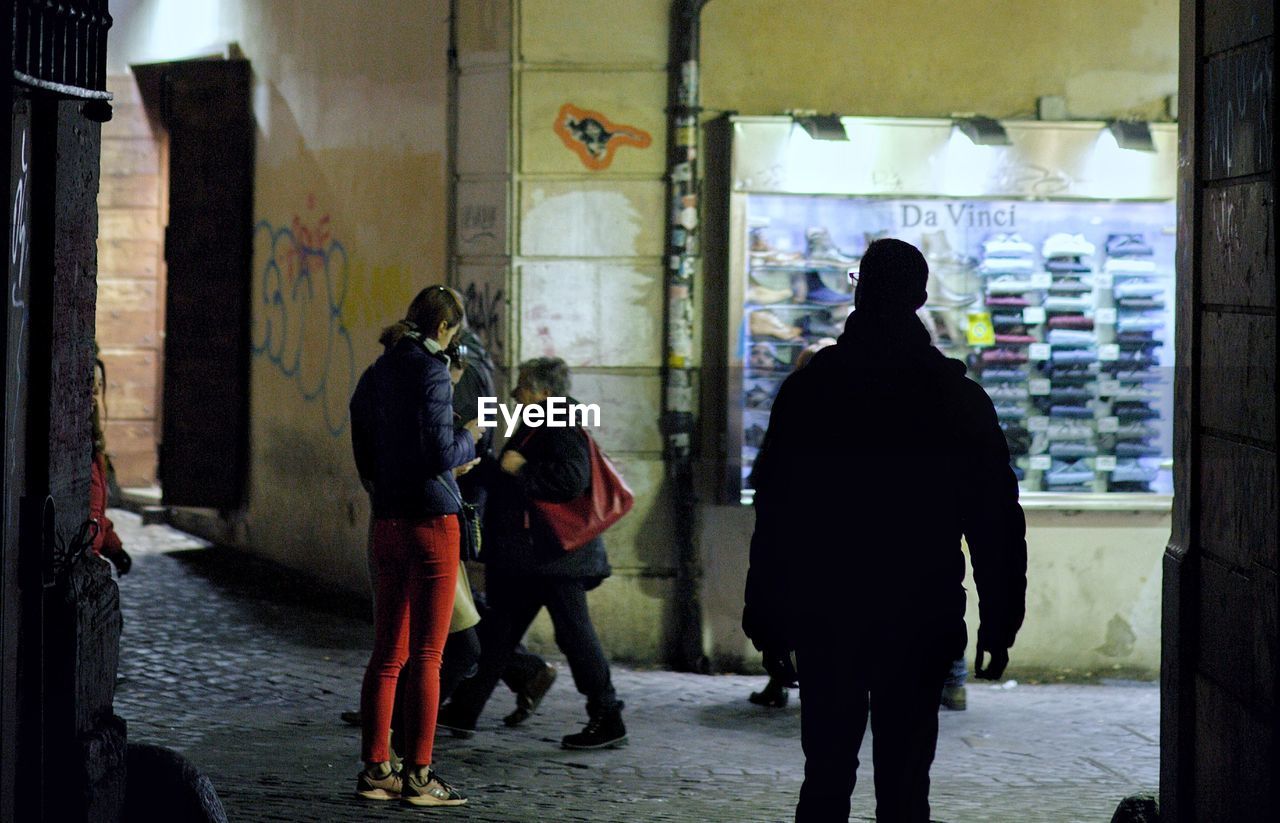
[350,337,475,519]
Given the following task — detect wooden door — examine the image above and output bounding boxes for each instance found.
[139,59,254,509]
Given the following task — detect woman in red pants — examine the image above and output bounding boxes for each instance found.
[349,285,481,807]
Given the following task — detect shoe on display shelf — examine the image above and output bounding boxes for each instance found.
[746,284,795,305]
[1046,460,1095,485]
[985,276,1039,296]
[797,313,842,337]
[1046,420,1094,440]
[1047,280,1093,294]
[1117,297,1165,310]
[749,309,802,341]
[792,269,853,305]
[1105,233,1153,257]
[979,367,1029,382]
[744,383,776,410]
[1043,295,1094,313]
[1114,422,1159,439]
[1113,281,1165,299]
[994,403,1028,420]
[1116,314,1165,333]
[1045,258,1093,273]
[993,333,1037,345]
[1049,405,1095,420]
[985,295,1033,308]
[805,227,860,266]
[1049,442,1099,458]
[748,342,790,373]
[1112,459,1159,483]
[981,233,1035,258]
[1109,480,1154,492]
[1103,257,1157,274]
[1046,329,1097,347]
[749,227,804,266]
[1041,233,1096,259]
[978,257,1035,274]
[1116,442,1163,458]
[1046,314,1094,330]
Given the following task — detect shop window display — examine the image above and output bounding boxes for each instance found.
[738,195,1175,496]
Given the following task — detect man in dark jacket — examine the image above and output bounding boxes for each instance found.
[743,238,1027,822]
[439,357,625,749]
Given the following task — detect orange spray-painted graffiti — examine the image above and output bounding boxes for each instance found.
[553,103,652,171]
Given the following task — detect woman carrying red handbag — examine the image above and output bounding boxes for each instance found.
[438,357,629,750]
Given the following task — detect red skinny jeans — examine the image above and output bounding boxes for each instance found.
[360,515,460,766]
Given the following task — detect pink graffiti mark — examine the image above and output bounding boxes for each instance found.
[281,196,332,285]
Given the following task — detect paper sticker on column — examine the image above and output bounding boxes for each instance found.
[1098,416,1119,432]
[1029,455,1051,470]
[1099,343,1120,361]
[1095,307,1117,324]
[1096,455,1117,471]
[1029,378,1050,395]
[1028,416,1049,432]
[1029,343,1051,360]
[966,312,995,346]
[1023,307,1046,324]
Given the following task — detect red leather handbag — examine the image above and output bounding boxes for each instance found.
[531,430,634,551]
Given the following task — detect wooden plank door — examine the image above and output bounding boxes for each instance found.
[143,59,253,509]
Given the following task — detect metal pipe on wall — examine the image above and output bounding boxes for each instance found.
[662,0,710,673]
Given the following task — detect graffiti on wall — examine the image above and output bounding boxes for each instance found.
[462,279,506,362]
[553,103,652,171]
[252,198,355,437]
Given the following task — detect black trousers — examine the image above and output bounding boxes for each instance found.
[446,571,619,721]
[795,638,950,823]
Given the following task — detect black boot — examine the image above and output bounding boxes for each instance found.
[561,707,627,750]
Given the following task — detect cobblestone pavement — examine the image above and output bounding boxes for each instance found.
[110,510,1157,822]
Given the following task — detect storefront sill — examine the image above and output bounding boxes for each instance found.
[1018,492,1172,512]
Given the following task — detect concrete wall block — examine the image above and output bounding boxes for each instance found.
[519,70,666,175]
[1201,180,1276,308]
[1198,434,1279,572]
[518,0,668,65]
[518,261,662,367]
[523,572,671,664]
[518,180,666,257]
[566,371,662,453]
[1204,0,1274,56]
[1202,41,1274,181]
[597,455,674,572]
[1196,555,1277,713]
[100,138,160,178]
[456,0,512,67]
[457,70,511,176]
[456,179,511,258]
[1199,311,1276,443]
[1193,672,1278,822]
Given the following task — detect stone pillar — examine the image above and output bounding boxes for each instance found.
[1164,1,1277,819]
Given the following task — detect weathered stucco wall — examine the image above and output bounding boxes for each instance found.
[108,0,452,591]
[703,504,1168,677]
[106,0,1180,670]
[701,0,1178,120]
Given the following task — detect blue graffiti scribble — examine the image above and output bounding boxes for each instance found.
[252,219,355,437]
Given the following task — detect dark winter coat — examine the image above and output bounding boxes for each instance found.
[743,310,1027,660]
[349,336,475,519]
[478,402,611,582]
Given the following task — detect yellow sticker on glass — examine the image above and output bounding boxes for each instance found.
[966,311,995,346]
